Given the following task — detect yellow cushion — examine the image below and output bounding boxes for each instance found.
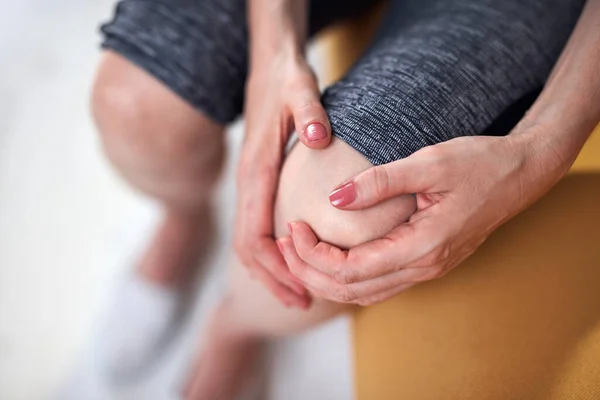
[353,125,600,400]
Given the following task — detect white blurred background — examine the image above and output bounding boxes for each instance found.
[0,1,352,399]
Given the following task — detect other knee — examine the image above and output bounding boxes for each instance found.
[91,52,224,177]
[274,137,417,249]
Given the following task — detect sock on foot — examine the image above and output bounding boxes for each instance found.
[95,273,185,382]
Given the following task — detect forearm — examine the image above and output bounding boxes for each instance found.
[516,0,600,172]
[248,0,309,68]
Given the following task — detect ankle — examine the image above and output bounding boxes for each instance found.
[137,205,214,287]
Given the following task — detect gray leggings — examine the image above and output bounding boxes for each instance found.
[100,0,583,165]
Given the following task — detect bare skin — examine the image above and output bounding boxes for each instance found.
[92,51,225,287]
[182,137,416,400]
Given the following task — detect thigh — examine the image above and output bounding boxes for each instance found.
[322,0,585,165]
[99,0,380,125]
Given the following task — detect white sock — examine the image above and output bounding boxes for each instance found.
[95,273,184,382]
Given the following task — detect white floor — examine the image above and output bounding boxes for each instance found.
[0,1,352,399]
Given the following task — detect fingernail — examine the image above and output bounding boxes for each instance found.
[305,123,327,142]
[276,239,284,254]
[287,222,294,236]
[329,181,356,207]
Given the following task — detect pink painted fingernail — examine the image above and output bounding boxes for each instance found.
[329,181,356,207]
[305,123,327,142]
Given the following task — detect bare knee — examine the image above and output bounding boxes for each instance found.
[275,137,417,249]
[91,51,225,207]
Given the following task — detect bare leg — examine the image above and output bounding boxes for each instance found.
[91,52,225,376]
[183,137,417,399]
[92,51,225,287]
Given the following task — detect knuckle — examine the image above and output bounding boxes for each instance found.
[418,242,451,268]
[419,146,448,176]
[417,144,443,160]
[295,97,320,112]
[429,244,451,265]
[334,287,358,303]
[415,265,445,282]
[333,268,359,285]
[369,165,392,199]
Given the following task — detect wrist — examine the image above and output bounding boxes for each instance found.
[506,122,572,201]
[250,38,305,72]
[248,0,308,69]
[511,105,595,179]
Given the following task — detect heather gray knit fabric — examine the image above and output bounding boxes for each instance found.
[322,0,584,164]
[100,0,378,124]
[100,0,584,165]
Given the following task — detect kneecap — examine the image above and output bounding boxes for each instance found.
[275,137,416,249]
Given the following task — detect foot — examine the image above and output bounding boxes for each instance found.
[97,209,212,383]
[96,273,186,382]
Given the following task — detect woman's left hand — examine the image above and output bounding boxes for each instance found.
[234,54,332,309]
[278,127,571,305]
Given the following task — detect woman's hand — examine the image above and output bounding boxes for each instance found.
[235,52,332,309]
[278,127,572,305]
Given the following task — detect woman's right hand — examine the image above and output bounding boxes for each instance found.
[234,49,332,309]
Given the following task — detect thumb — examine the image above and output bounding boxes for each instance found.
[328,152,438,210]
[289,78,331,150]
